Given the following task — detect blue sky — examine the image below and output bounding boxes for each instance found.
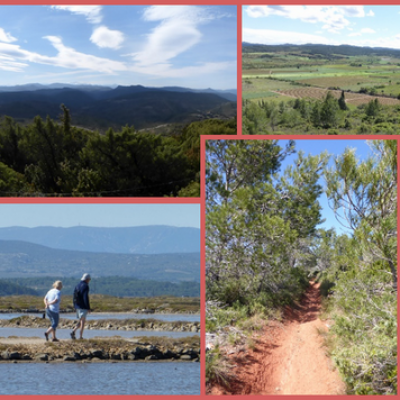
[0,5,236,89]
[278,139,386,236]
[243,6,400,49]
[0,204,200,229]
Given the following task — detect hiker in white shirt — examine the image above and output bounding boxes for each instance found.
[44,281,63,342]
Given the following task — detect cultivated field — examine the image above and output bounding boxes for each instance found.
[243,48,400,103]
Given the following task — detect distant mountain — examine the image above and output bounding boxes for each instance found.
[242,43,400,58]
[0,240,200,282]
[0,226,200,254]
[0,85,236,131]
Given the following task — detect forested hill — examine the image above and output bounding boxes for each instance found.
[0,240,200,282]
[0,277,200,297]
[0,85,236,131]
[0,226,200,254]
[242,42,400,57]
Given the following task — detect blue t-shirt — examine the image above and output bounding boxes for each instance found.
[45,288,61,313]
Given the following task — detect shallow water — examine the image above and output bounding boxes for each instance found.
[0,312,200,322]
[0,362,200,394]
[0,327,199,339]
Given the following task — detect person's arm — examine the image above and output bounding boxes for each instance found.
[44,296,48,309]
[83,286,90,311]
[46,293,60,306]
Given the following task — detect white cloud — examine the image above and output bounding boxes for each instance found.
[0,28,17,43]
[130,61,234,79]
[128,5,224,77]
[0,54,27,72]
[361,28,376,34]
[243,28,333,46]
[348,32,362,37]
[90,26,125,49]
[368,10,375,17]
[51,6,103,24]
[245,6,369,33]
[0,37,127,74]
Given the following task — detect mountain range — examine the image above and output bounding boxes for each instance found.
[242,43,400,57]
[0,84,237,131]
[0,240,200,282]
[0,225,200,254]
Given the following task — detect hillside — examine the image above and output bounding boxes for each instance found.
[0,240,200,282]
[242,43,400,58]
[0,226,200,254]
[0,85,236,131]
[0,276,200,297]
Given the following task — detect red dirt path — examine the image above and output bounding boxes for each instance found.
[209,282,346,395]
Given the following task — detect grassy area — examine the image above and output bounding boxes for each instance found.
[243,50,400,103]
[0,294,200,313]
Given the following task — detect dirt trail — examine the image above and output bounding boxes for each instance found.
[210,281,346,395]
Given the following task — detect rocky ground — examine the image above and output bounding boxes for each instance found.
[0,315,200,333]
[0,336,200,363]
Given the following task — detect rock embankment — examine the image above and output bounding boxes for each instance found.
[0,337,200,363]
[0,316,200,333]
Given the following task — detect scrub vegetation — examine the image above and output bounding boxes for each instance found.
[206,139,397,394]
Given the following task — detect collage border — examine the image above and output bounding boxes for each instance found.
[0,1,398,399]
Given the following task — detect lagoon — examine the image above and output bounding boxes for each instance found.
[0,362,200,395]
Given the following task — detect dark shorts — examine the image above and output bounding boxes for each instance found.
[46,309,59,330]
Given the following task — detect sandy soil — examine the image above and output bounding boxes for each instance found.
[209,282,346,395]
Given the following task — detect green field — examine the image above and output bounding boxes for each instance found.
[243,48,400,101]
[242,44,400,135]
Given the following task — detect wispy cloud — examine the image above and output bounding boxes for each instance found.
[0,27,17,43]
[90,26,125,49]
[361,28,376,34]
[51,6,103,24]
[0,37,127,74]
[131,6,207,67]
[246,6,369,33]
[243,28,332,46]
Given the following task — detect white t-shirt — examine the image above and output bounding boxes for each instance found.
[45,288,61,313]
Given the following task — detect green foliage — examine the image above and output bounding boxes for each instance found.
[0,114,236,197]
[323,141,397,395]
[206,140,326,316]
[243,96,400,135]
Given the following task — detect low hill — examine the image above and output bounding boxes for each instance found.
[0,276,200,297]
[0,226,200,254]
[0,240,200,282]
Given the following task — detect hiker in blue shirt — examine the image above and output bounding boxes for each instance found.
[71,273,91,340]
[44,281,63,342]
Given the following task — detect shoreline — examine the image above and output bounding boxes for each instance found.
[0,315,200,332]
[0,336,200,363]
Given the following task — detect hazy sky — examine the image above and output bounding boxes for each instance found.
[0,204,200,229]
[0,5,236,89]
[243,6,400,49]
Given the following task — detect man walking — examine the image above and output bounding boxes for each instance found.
[71,273,91,340]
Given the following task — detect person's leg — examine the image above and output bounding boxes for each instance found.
[52,313,59,340]
[79,317,86,339]
[72,310,82,337]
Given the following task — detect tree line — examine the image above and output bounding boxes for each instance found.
[243,93,400,135]
[0,105,236,197]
